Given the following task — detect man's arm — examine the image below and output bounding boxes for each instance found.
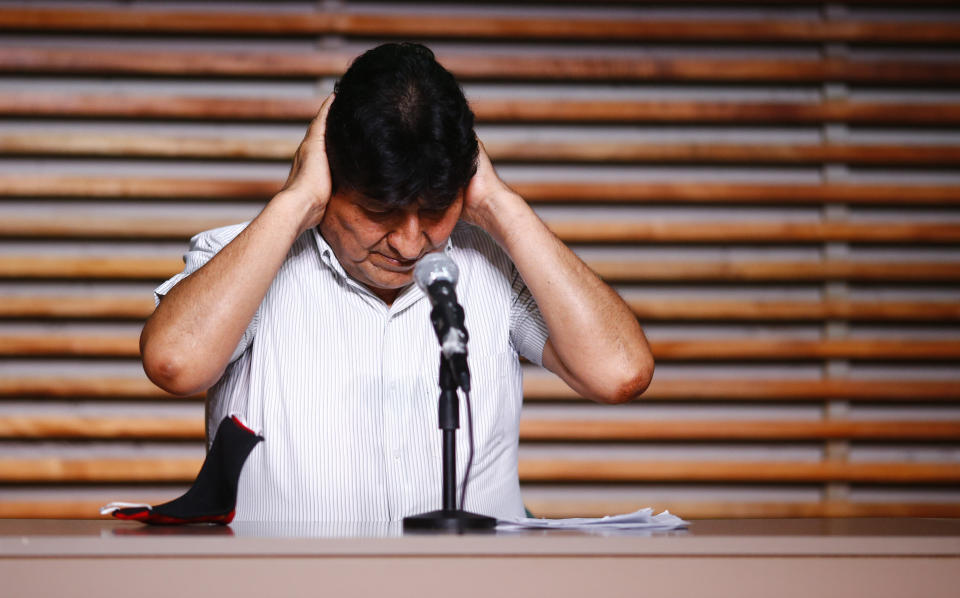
[463,143,654,404]
[140,95,335,396]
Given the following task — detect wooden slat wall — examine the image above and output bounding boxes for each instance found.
[0,0,958,520]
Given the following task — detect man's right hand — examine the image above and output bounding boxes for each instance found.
[279,93,336,234]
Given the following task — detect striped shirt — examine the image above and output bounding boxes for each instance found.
[155,221,548,521]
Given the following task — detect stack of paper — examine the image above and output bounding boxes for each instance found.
[497,508,688,532]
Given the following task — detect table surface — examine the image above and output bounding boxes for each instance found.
[3,518,960,557]
[5,518,960,598]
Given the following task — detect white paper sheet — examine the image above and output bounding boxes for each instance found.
[497,508,688,532]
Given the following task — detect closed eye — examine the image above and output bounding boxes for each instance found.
[360,205,395,218]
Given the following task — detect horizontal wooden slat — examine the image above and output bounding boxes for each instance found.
[2,7,956,43]
[591,259,960,282]
[0,458,202,483]
[0,93,324,122]
[3,415,957,441]
[0,175,278,200]
[0,296,155,319]
[5,215,959,243]
[2,333,957,360]
[0,416,203,440]
[0,256,180,279]
[0,499,173,520]
[518,419,960,441]
[5,498,960,520]
[0,334,139,357]
[653,339,960,361]
[448,142,960,166]
[6,133,960,166]
[514,182,960,205]
[549,221,960,243]
[1,457,956,483]
[2,376,957,402]
[3,9,693,40]
[6,176,960,205]
[5,295,958,322]
[0,377,197,400]
[2,256,957,283]
[625,299,960,321]
[0,133,296,161]
[2,47,957,83]
[3,93,958,125]
[3,499,960,521]
[475,98,960,126]
[522,377,960,402]
[0,216,241,239]
[518,460,960,483]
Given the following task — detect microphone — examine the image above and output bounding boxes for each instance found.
[414,252,470,391]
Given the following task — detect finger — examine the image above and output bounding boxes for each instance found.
[306,93,336,140]
[475,140,495,172]
[317,92,335,119]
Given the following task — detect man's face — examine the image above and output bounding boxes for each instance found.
[319,189,463,303]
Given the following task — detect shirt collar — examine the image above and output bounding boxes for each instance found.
[310,227,349,281]
[310,227,455,309]
[311,227,455,278]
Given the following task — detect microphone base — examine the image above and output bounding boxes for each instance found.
[403,509,497,533]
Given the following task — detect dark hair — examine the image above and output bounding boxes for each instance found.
[325,43,478,210]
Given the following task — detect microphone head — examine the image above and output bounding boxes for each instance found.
[414,252,459,291]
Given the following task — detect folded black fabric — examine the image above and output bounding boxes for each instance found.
[102,415,263,525]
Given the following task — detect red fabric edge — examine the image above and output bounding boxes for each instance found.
[112,509,235,526]
[230,415,257,436]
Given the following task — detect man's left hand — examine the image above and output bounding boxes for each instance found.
[461,140,521,235]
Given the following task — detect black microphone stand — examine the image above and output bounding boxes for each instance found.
[402,356,497,532]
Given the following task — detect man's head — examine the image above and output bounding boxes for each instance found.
[320,43,478,303]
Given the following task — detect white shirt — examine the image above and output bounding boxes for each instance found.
[156,221,548,521]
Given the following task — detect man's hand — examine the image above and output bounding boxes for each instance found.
[461,140,522,235]
[279,93,335,234]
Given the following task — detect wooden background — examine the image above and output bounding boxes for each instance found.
[0,0,958,520]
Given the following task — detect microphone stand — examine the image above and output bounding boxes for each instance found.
[402,356,497,533]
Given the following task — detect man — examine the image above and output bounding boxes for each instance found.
[141,43,653,521]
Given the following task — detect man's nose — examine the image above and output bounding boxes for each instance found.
[388,212,424,260]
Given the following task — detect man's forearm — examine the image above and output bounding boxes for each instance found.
[475,191,654,403]
[140,191,315,395]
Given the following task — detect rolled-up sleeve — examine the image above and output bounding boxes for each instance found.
[153,222,257,363]
[508,265,549,366]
